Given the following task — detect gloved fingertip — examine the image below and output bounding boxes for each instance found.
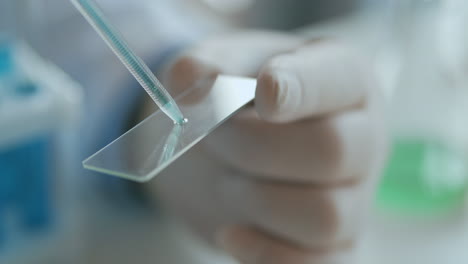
[167,55,220,95]
[255,65,302,123]
[215,227,242,257]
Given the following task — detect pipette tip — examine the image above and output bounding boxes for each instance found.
[174,118,188,125]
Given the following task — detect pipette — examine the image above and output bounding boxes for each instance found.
[70,0,186,124]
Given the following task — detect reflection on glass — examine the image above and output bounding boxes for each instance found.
[138,123,183,174]
[158,123,183,166]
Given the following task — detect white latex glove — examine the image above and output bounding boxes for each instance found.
[145,31,388,264]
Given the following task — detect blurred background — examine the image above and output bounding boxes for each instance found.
[1,0,468,263]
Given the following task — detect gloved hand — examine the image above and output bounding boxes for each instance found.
[145,31,387,264]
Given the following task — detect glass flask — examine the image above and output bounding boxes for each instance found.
[376,0,468,215]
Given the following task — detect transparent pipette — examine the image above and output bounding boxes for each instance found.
[70,0,186,124]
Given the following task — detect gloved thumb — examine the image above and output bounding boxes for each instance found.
[255,41,373,123]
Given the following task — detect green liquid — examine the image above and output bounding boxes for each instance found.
[376,138,468,215]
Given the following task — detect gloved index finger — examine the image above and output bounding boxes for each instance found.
[255,41,373,123]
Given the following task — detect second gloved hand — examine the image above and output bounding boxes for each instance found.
[145,31,388,264]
